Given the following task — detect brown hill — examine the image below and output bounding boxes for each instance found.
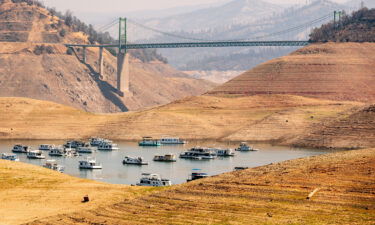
[2,95,373,149]
[0,0,215,113]
[24,148,375,225]
[208,42,375,103]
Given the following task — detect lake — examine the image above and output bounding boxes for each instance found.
[0,140,336,185]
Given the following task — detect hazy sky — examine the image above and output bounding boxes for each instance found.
[41,0,349,13]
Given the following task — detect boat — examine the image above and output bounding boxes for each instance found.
[39,144,54,151]
[89,137,110,146]
[12,145,31,153]
[43,160,64,172]
[179,147,217,160]
[49,146,66,156]
[136,173,172,187]
[234,167,249,171]
[123,156,148,165]
[27,150,46,159]
[77,144,96,154]
[138,137,161,146]
[79,157,102,169]
[97,141,119,151]
[1,153,19,161]
[235,142,258,152]
[159,137,187,145]
[153,154,177,162]
[213,148,235,157]
[187,169,209,182]
[64,140,85,149]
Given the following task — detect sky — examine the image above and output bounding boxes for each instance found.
[41,0,350,13]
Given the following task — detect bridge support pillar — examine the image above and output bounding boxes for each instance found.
[82,47,87,64]
[117,52,130,97]
[99,47,104,78]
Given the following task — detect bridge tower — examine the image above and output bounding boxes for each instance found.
[116,17,130,96]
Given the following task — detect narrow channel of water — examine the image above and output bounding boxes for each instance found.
[0,140,337,185]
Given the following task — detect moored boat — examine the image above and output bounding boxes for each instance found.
[1,153,19,161]
[123,156,148,165]
[138,137,161,146]
[79,157,102,169]
[77,145,96,154]
[187,169,209,182]
[97,141,119,151]
[64,140,85,149]
[43,160,64,172]
[49,146,66,157]
[235,142,258,152]
[39,144,54,151]
[136,173,172,187]
[180,147,217,160]
[160,137,187,145]
[213,148,235,157]
[12,145,31,153]
[27,150,46,159]
[153,154,177,162]
[89,137,110,146]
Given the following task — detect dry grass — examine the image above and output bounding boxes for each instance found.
[24,148,375,225]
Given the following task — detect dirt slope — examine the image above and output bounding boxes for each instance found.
[0,0,215,113]
[2,96,373,149]
[208,42,375,103]
[25,148,375,225]
[0,159,148,225]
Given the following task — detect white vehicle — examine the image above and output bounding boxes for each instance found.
[136,173,172,187]
[159,137,187,145]
[214,148,235,157]
[43,160,64,172]
[39,144,54,151]
[27,150,46,159]
[180,147,217,160]
[12,145,31,153]
[1,153,19,161]
[79,158,102,169]
[153,154,177,162]
[123,156,148,165]
[235,142,258,152]
[97,142,119,151]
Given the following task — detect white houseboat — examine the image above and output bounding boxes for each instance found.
[187,169,209,182]
[138,137,161,146]
[160,137,187,145]
[235,142,258,152]
[12,145,31,153]
[77,144,96,154]
[153,154,177,162]
[27,150,46,159]
[1,153,19,161]
[123,156,148,165]
[136,173,172,187]
[39,144,54,151]
[79,158,102,169]
[97,141,119,151]
[214,148,235,157]
[43,160,64,172]
[180,147,217,160]
[89,137,110,146]
[49,146,66,157]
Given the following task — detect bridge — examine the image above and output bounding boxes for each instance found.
[65,13,334,96]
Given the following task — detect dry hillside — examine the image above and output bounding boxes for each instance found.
[2,96,374,149]
[24,148,375,225]
[0,0,215,113]
[208,42,375,103]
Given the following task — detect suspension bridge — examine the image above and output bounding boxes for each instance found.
[65,12,337,96]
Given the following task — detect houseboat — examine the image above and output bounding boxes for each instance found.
[39,144,54,151]
[79,158,102,169]
[97,141,119,151]
[187,169,209,182]
[12,145,31,153]
[138,137,161,146]
[179,147,217,160]
[1,153,19,161]
[27,150,46,159]
[136,173,172,187]
[89,137,110,146]
[64,140,85,149]
[49,146,66,157]
[123,156,148,165]
[43,160,64,172]
[159,137,187,145]
[214,148,235,157]
[235,142,258,152]
[77,144,96,154]
[153,154,177,162]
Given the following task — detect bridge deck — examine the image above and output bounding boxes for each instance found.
[65,41,310,49]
